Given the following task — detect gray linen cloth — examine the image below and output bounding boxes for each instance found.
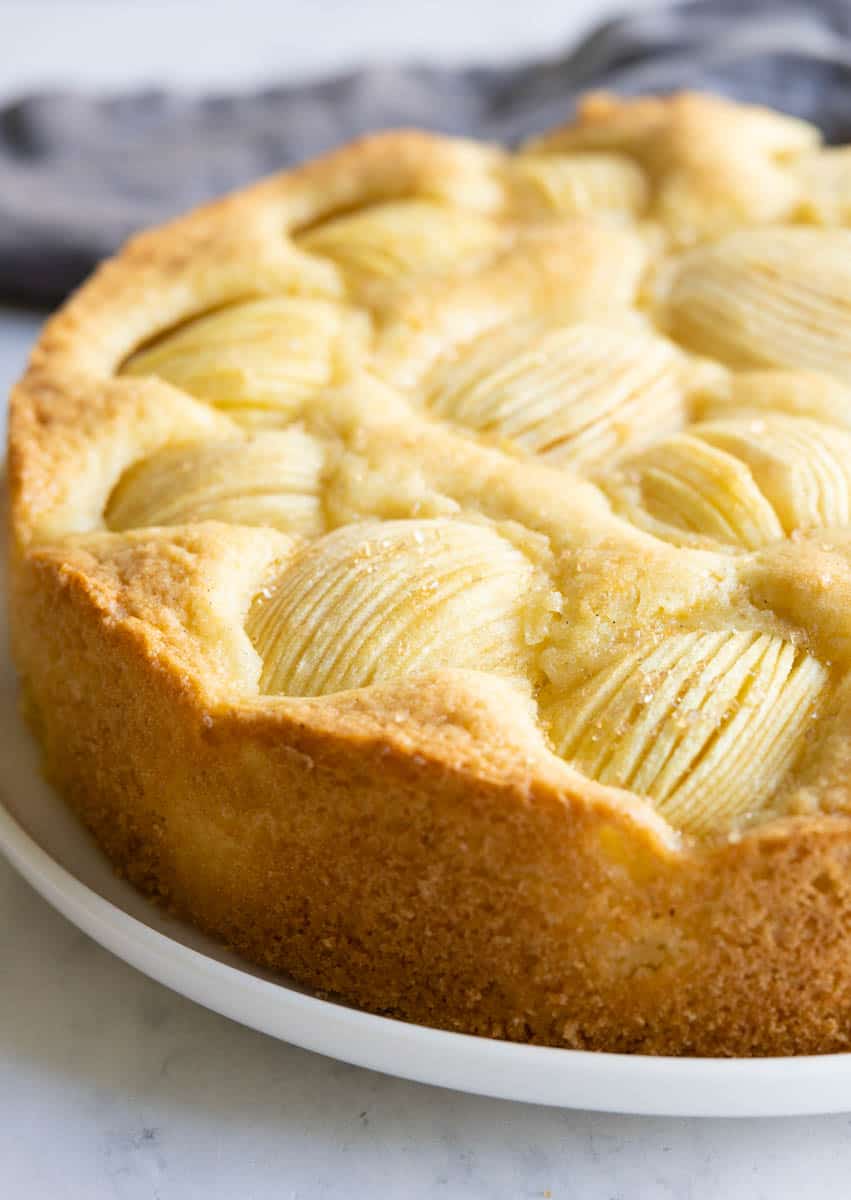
[3,0,851,304]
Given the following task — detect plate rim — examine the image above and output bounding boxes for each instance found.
[2,464,850,1120]
[4,791,851,1117]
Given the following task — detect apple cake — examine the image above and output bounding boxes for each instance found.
[11,91,851,1055]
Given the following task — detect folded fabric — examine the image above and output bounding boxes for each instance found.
[3,0,851,304]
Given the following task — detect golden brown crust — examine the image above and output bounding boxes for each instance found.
[11,93,851,1054]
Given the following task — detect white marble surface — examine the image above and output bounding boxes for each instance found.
[6,3,851,1194]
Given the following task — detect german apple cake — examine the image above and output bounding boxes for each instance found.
[11,91,851,1055]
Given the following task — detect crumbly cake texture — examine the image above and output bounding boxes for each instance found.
[12,91,851,1055]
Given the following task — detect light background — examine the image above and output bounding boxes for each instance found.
[1,0,649,96]
[4,3,851,1197]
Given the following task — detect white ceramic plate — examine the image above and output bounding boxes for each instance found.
[3,553,851,1117]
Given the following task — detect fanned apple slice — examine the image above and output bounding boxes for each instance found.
[605,415,851,549]
[509,152,649,218]
[299,201,504,300]
[545,630,827,835]
[423,321,686,471]
[664,229,851,378]
[122,296,369,425]
[106,430,326,536]
[248,518,535,697]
